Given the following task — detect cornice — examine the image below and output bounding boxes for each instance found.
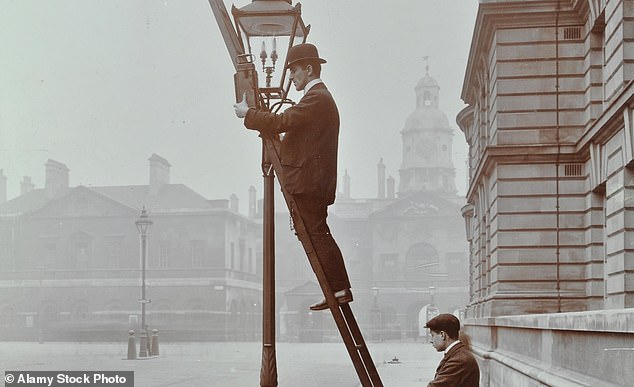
[456,105,475,137]
[576,79,634,154]
[462,0,585,105]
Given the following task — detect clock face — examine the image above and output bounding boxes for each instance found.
[415,140,434,159]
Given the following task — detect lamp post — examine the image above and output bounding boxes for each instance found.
[36,266,45,344]
[135,207,153,358]
[229,2,309,386]
[371,286,380,341]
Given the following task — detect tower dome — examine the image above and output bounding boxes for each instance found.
[398,61,456,196]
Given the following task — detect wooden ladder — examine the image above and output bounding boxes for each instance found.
[206,2,383,384]
[263,136,384,387]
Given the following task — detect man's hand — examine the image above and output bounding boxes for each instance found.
[233,92,249,118]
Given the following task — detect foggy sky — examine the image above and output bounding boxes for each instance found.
[0,0,478,208]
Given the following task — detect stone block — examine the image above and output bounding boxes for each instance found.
[606,210,624,232]
[496,92,557,110]
[606,169,624,196]
[559,75,586,92]
[497,61,558,78]
[606,252,626,273]
[497,110,557,128]
[497,164,556,179]
[497,196,557,212]
[497,42,556,60]
[558,43,586,60]
[497,180,556,196]
[584,207,605,226]
[606,150,625,177]
[558,179,588,195]
[496,26,555,44]
[605,189,625,215]
[606,232,625,255]
[497,77,556,94]
[585,226,605,245]
[558,93,587,110]
[497,213,557,229]
[604,66,625,103]
[497,229,556,247]
[606,272,625,293]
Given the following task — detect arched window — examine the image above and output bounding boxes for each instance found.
[404,243,439,281]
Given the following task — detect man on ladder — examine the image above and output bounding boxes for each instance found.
[233,42,353,311]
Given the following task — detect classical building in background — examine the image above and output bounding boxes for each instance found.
[458,1,634,385]
[0,155,260,340]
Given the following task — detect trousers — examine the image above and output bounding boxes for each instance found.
[292,194,351,292]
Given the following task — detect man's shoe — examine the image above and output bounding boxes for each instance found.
[309,289,353,311]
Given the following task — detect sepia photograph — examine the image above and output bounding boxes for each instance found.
[1,1,632,386]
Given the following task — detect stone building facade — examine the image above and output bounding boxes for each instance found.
[0,155,261,341]
[458,1,634,385]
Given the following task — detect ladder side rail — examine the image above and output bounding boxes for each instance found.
[341,304,384,386]
[207,0,244,70]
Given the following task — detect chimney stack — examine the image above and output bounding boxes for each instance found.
[377,158,386,199]
[149,154,171,195]
[343,169,351,199]
[230,193,239,212]
[387,176,396,199]
[0,170,6,204]
[21,176,35,195]
[45,159,69,198]
[248,186,256,218]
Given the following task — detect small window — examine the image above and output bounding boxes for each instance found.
[563,26,582,40]
[564,163,583,177]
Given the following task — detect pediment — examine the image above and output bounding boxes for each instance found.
[28,186,136,218]
[371,191,461,218]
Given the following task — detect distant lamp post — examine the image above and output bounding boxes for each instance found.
[429,286,436,306]
[232,0,310,101]
[36,266,45,344]
[371,286,380,341]
[135,207,153,357]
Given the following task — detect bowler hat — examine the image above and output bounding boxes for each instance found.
[425,313,460,335]
[286,43,327,68]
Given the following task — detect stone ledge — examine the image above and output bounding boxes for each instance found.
[472,344,623,387]
[467,308,634,332]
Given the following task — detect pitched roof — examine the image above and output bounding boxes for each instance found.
[0,183,218,217]
[370,191,463,219]
[0,189,50,216]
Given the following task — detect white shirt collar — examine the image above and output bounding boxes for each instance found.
[304,78,323,93]
[445,340,460,355]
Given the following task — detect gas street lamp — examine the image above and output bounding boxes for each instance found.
[209,1,311,385]
[135,207,153,357]
[232,0,309,102]
[230,2,309,386]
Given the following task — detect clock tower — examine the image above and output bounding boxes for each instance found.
[398,63,456,196]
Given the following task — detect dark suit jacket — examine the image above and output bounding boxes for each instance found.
[428,342,480,387]
[244,83,339,205]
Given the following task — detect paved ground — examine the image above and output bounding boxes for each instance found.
[1,340,443,386]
